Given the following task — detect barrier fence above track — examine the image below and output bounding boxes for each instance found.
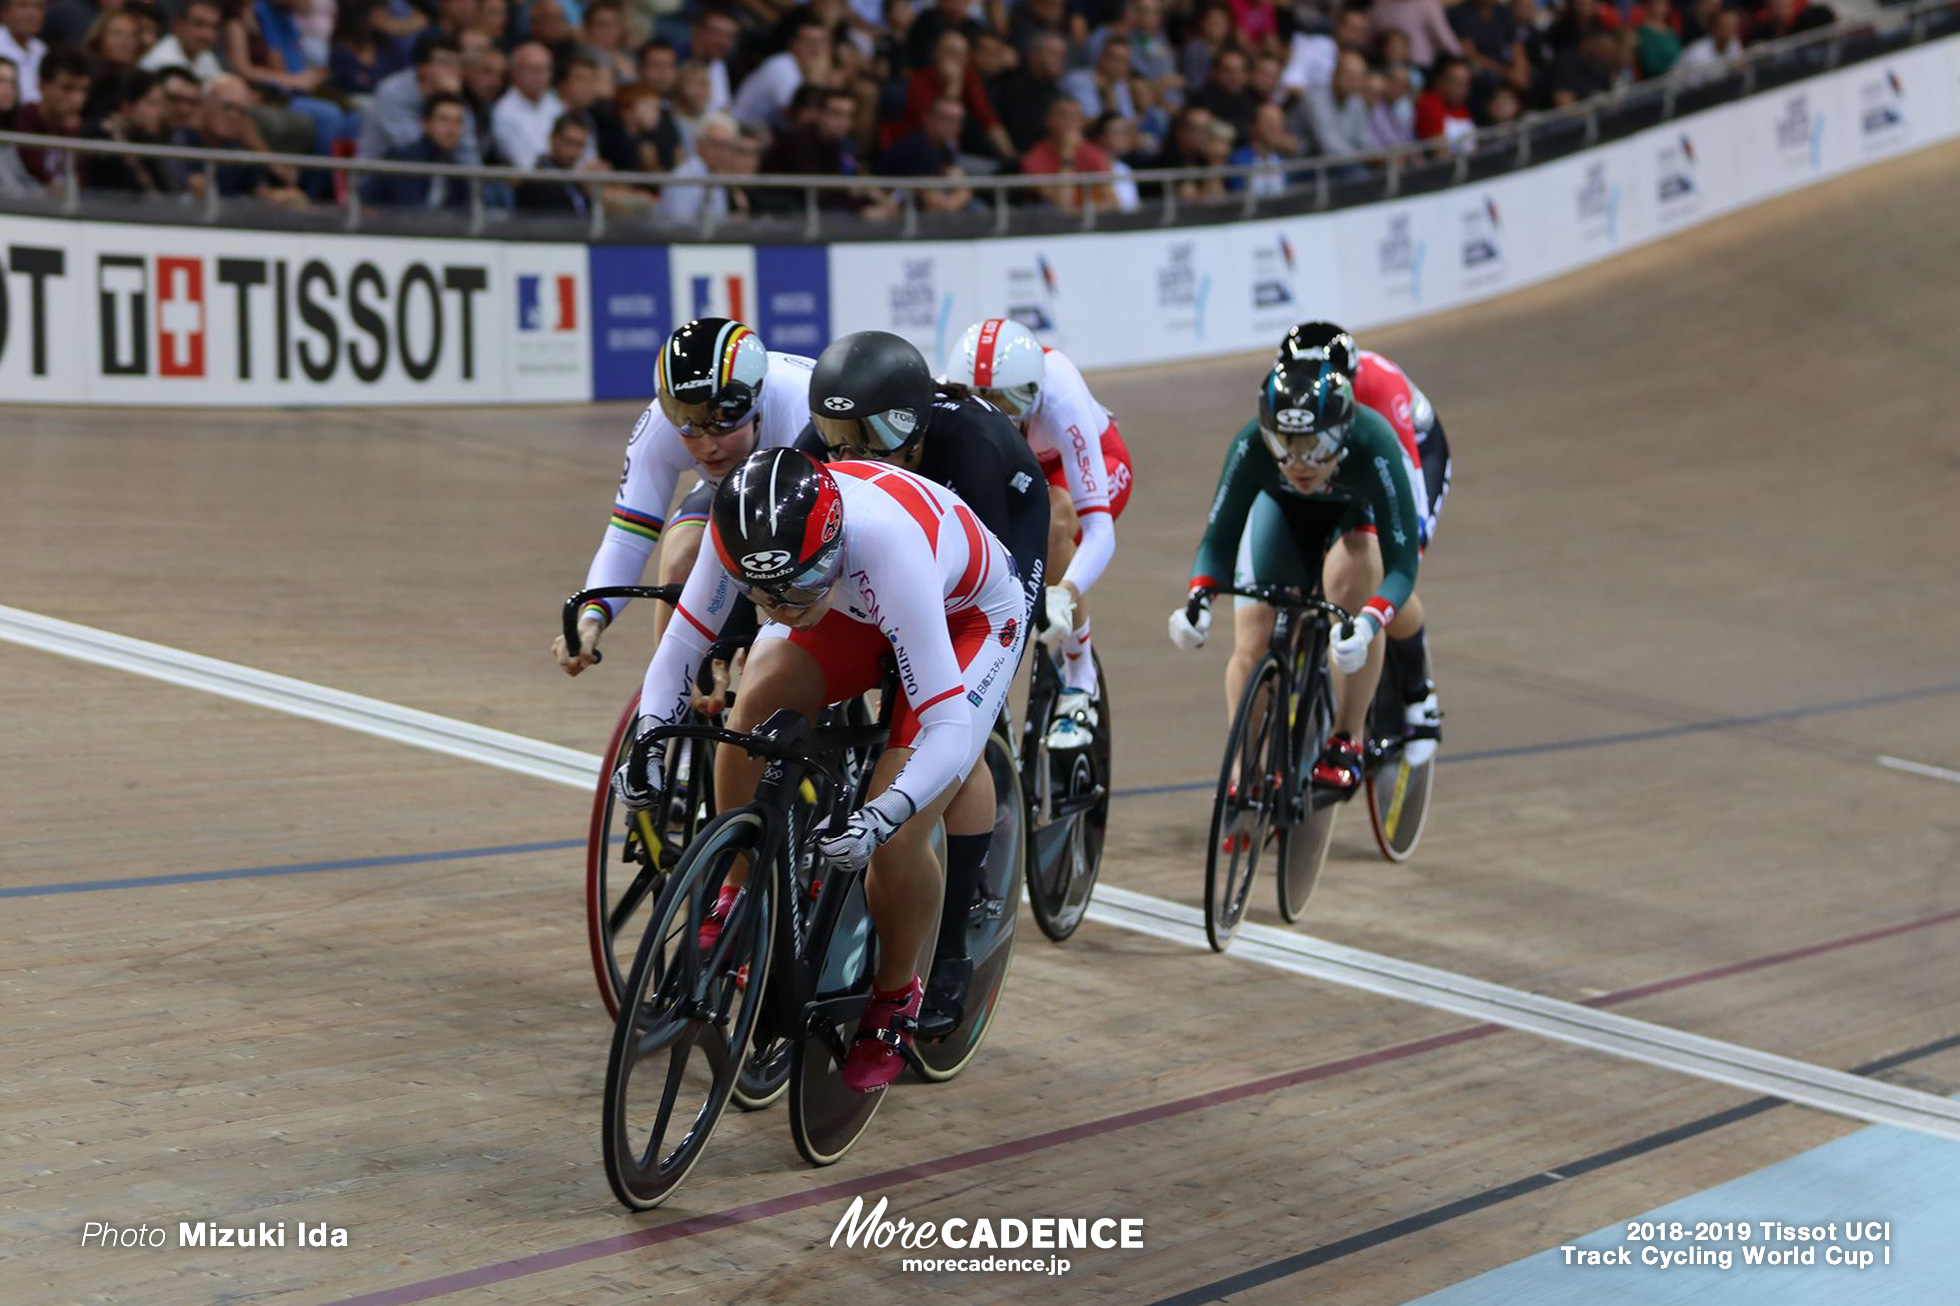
[3,0,1958,243]
[2,11,1957,406]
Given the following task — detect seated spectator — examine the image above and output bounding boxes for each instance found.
[1228,0,1279,50]
[582,0,637,86]
[688,4,739,112]
[474,0,507,46]
[728,8,826,127]
[0,0,47,105]
[525,0,578,56]
[201,70,312,205]
[1279,6,1365,96]
[972,29,1015,83]
[1677,5,1742,72]
[1250,51,1284,108]
[492,40,560,167]
[1633,0,1681,77]
[552,49,604,161]
[657,109,746,221]
[1546,0,1619,59]
[1306,49,1373,157]
[81,10,144,120]
[1371,65,1416,146]
[905,0,981,69]
[1062,32,1136,120]
[516,110,603,210]
[359,31,479,160]
[604,81,679,171]
[361,89,474,207]
[880,89,958,172]
[1188,46,1255,142]
[1019,94,1112,212]
[1182,3,1234,90]
[1198,114,1235,195]
[461,45,505,156]
[1110,0,1179,93]
[1750,0,1835,44]
[992,29,1062,155]
[329,3,409,97]
[1416,54,1474,147]
[1542,26,1619,104]
[0,53,42,195]
[1007,0,1064,54]
[82,68,179,193]
[230,0,364,156]
[1481,81,1519,124]
[670,58,712,145]
[1090,110,1140,209]
[1228,99,1294,193]
[899,29,1010,157]
[14,45,87,182]
[141,0,225,84]
[1373,0,1463,69]
[1449,0,1518,80]
[639,38,677,96]
[152,64,204,189]
[763,81,895,216]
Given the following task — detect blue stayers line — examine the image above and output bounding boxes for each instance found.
[8,679,1957,900]
[0,839,584,899]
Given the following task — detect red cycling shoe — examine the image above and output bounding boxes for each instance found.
[697,884,740,952]
[1311,734,1364,793]
[842,975,922,1093]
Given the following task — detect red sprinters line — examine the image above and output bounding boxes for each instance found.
[321,903,1960,1306]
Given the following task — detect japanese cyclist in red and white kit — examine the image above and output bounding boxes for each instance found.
[551,317,817,674]
[943,318,1132,745]
[613,441,1030,1096]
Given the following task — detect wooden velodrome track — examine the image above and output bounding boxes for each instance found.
[6,140,1960,1306]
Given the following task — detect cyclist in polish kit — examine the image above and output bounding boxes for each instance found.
[614,446,1029,1095]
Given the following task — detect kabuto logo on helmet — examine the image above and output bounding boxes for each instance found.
[822,395,855,412]
[741,549,793,574]
[1276,408,1315,433]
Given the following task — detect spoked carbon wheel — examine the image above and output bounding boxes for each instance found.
[1205,656,1283,952]
[1026,651,1111,942]
[600,812,771,1211]
[915,728,1024,1082]
[788,873,883,1166]
[587,693,716,1018]
[1278,684,1338,923]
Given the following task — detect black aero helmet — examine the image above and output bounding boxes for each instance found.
[709,448,845,606]
[1258,362,1357,468]
[808,330,935,458]
[1278,321,1359,381]
[657,318,768,433]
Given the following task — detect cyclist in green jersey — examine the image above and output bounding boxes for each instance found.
[1168,355,1422,793]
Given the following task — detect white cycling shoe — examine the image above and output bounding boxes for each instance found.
[1403,691,1442,767]
[1045,688,1100,751]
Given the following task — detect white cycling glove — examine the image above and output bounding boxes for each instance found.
[610,726,665,812]
[816,790,913,873]
[1330,614,1380,675]
[1168,599,1211,651]
[1040,586,1077,651]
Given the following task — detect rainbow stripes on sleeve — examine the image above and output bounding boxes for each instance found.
[607,504,664,542]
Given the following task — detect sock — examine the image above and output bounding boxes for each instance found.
[1387,627,1432,705]
[874,976,920,1002]
[936,834,991,961]
[1062,618,1097,694]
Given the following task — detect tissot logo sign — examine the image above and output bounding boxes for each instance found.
[93,249,490,387]
[0,242,68,379]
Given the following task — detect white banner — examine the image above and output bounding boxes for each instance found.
[827,240,980,373]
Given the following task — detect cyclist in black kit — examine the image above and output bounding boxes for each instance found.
[806,330,1049,1035]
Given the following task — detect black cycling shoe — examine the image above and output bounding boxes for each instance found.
[916,955,973,1039]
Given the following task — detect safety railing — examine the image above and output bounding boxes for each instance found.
[2,0,1954,242]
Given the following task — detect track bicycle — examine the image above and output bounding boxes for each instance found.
[1018,634,1111,942]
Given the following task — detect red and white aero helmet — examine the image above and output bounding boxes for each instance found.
[946,318,1046,419]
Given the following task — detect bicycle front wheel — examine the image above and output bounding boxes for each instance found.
[1205,655,1283,952]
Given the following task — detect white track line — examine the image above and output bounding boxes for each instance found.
[8,602,1960,1140]
[1877,755,1960,787]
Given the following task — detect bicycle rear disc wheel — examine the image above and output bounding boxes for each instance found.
[601,811,771,1211]
[789,873,884,1166]
[915,728,1024,1082]
[1026,651,1110,943]
[1205,656,1282,952]
[1278,681,1338,922]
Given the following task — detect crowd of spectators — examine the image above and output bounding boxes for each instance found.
[0,0,1845,211]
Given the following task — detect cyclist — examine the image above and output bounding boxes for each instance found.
[1168,356,1422,802]
[943,318,1131,741]
[1279,321,1452,759]
[552,318,817,674]
[804,329,1049,1038]
[616,448,1028,1094]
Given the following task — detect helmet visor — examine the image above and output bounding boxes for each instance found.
[659,391,758,436]
[812,407,920,460]
[1259,418,1349,468]
[979,383,1038,419]
[733,541,842,610]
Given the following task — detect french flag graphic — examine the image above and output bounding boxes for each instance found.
[518,274,579,333]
